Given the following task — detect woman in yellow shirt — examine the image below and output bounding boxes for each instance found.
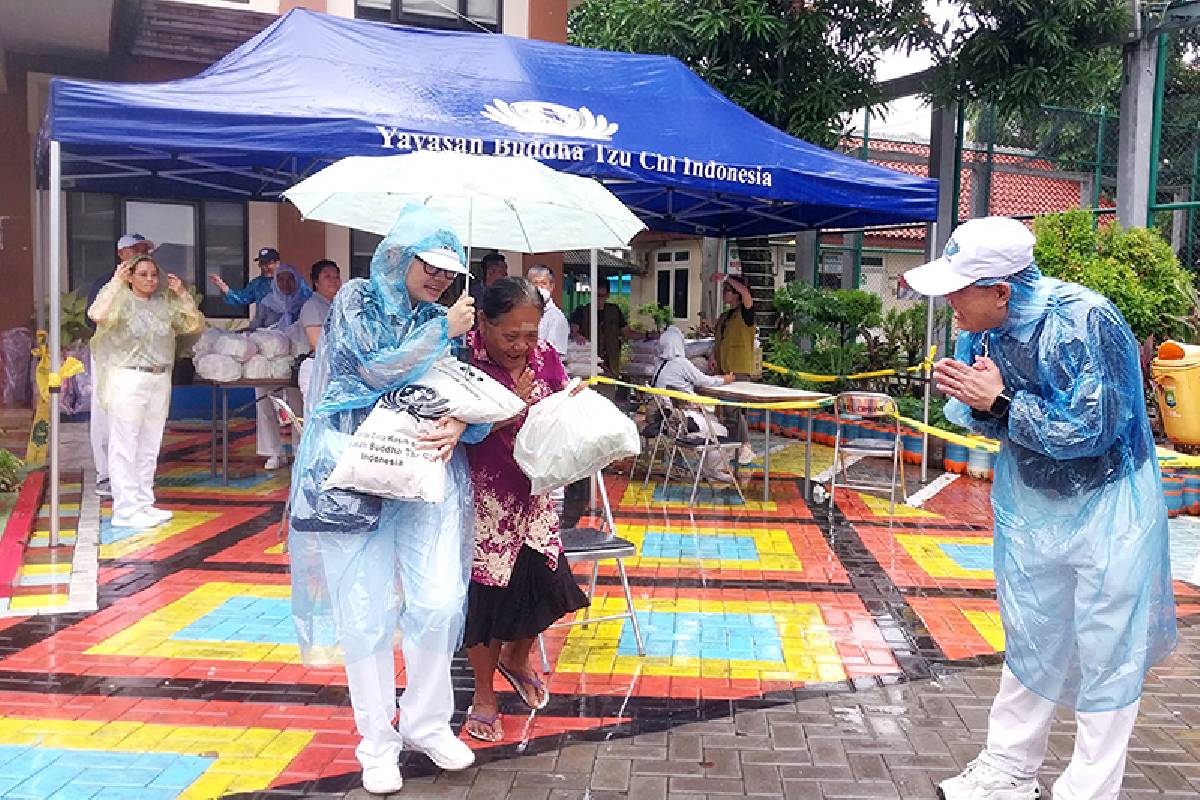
[711,274,757,463]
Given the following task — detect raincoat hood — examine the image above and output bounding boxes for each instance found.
[369,203,465,318]
[259,263,312,326]
[657,325,687,361]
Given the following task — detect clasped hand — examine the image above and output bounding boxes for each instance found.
[933,356,1005,411]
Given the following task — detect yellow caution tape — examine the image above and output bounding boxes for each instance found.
[587,375,833,410]
[763,346,938,384]
[894,415,1000,452]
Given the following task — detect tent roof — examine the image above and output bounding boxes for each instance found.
[44,8,938,237]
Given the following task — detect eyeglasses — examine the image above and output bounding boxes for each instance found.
[420,261,459,281]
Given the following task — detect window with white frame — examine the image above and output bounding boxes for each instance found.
[355,0,501,30]
[654,249,690,319]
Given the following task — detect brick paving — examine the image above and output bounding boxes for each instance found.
[0,419,1195,798]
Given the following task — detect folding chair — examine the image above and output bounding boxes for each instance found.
[828,391,906,516]
[268,396,303,550]
[660,402,746,507]
[637,390,676,488]
[538,470,645,672]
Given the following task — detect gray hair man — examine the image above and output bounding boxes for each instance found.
[526,265,569,358]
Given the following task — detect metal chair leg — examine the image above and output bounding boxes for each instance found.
[537,633,550,674]
[689,447,706,506]
[615,558,644,656]
[579,561,600,629]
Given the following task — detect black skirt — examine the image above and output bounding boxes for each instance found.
[462,544,589,648]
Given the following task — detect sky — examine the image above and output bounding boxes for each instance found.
[849,0,960,139]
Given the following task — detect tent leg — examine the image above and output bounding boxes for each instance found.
[34,190,46,332]
[590,247,599,508]
[920,220,938,485]
[48,141,63,548]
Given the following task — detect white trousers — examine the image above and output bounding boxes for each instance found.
[106,369,171,520]
[255,387,303,458]
[981,664,1140,800]
[89,354,108,483]
[343,639,455,770]
[298,358,314,415]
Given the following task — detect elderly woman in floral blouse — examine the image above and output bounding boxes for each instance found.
[462,276,589,742]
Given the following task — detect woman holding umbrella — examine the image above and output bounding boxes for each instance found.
[288,205,480,795]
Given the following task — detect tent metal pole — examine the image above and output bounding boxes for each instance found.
[48,141,63,547]
[590,248,599,507]
[921,221,937,484]
[34,190,46,331]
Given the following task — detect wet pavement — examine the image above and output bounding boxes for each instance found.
[0,419,1197,798]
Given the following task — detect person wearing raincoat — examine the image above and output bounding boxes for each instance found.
[288,206,479,795]
[88,255,205,529]
[903,216,1176,800]
[248,263,311,470]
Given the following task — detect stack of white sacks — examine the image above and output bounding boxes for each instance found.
[193,328,307,382]
[564,341,604,378]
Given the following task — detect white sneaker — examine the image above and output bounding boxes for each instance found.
[402,731,475,771]
[938,758,1040,800]
[144,507,174,523]
[264,456,282,470]
[110,511,161,529]
[737,444,756,464]
[95,479,112,498]
[362,763,403,795]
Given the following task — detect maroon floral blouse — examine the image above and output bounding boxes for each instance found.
[466,330,569,587]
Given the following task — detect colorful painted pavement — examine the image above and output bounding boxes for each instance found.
[0,419,1196,798]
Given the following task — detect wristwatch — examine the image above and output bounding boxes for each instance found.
[989,391,1012,420]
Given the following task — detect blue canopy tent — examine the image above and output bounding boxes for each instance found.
[37,8,938,537]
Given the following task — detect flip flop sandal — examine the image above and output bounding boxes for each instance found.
[463,705,503,743]
[496,661,550,710]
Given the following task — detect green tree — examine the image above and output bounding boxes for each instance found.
[930,0,1129,112]
[1033,209,1198,343]
[568,0,932,147]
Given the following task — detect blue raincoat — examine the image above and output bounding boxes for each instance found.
[948,264,1176,712]
[288,205,486,666]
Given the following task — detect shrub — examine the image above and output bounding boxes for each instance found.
[1033,209,1197,343]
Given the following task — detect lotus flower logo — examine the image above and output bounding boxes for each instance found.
[481,99,618,141]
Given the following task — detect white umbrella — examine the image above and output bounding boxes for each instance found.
[282,151,645,252]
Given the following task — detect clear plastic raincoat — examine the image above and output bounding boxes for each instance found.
[288,205,487,666]
[947,264,1176,712]
[89,267,205,416]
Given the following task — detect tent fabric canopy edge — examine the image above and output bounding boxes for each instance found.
[40,7,938,237]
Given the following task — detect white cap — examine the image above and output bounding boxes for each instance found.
[116,233,155,252]
[415,247,467,275]
[903,217,1035,297]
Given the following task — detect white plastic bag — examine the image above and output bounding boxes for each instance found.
[250,329,291,359]
[269,357,294,381]
[324,357,524,502]
[243,355,273,380]
[514,382,641,494]
[193,327,224,356]
[214,333,257,362]
[195,354,242,382]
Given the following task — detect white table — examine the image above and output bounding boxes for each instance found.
[697,382,831,502]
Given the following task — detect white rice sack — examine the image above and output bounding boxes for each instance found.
[269,358,294,381]
[195,354,242,382]
[623,360,657,379]
[214,333,258,362]
[193,327,225,356]
[685,337,715,359]
[515,382,641,494]
[243,355,273,380]
[324,395,447,503]
[629,339,660,357]
[322,357,525,503]
[250,329,291,359]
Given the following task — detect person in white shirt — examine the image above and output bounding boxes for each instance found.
[297,259,342,410]
[88,256,204,528]
[525,265,569,358]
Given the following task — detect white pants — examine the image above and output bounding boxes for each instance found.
[106,369,171,520]
[256,387,303,458]
[343,639,455,770]
[89,354,108,483]
[298,358,314,415]
[981,664,1140,800]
